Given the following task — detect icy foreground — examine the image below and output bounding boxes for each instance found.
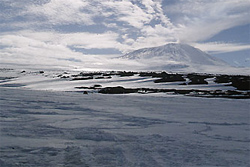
[0,87,249,166]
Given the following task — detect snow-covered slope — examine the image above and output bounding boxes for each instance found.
[120,43,229,71]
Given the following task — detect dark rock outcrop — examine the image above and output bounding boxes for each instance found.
[99,86,138,94]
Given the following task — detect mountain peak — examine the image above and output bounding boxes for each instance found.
[120,43,228,69]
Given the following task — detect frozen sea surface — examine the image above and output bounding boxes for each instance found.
[0,87,249,167]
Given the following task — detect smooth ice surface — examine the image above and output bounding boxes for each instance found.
[0,87,249,166]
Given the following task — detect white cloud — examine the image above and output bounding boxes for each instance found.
[100,0,154,29]
[0,30,144,70]
[22,0,172,30]
[0,34,81,64]
[61,32,121,49]
[123,24,176,50]
[16,0,176,50]
[26,0,95,25]
[165,0,250,43]
[193,42,250,54]
[0,30,123,67]
[141,0,156,14]
[1,30,121,49]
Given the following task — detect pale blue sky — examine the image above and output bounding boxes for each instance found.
[0,0,249,67]
[205,24,249,67]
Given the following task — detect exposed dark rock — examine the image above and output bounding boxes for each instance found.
[75,86,89,89]
[188,79,208,85]
[95,76,105,79]
[187,74,209,85]
[103,73,112,76]
[117,71,137,77]
[89,84,102,89]
[80,72,102,76]
[93,84,102,88]
[230,76,250,90]
[64,71,249,98]
[72,72,102,78]
[61,76,70,79]
[175,89,197,94]
[139,72,186,83]
[102,71,116,76]
[139,71,168,78]
[154,74,186,83]
[189,90,250,99]
[71,77,93,81]
[75,85,101,90]
[215,75,250,90]
[225,90,243,95]
[214,75,231,83]
[98,85,250,99]
[99,86,138,94]
[95,76,112,79]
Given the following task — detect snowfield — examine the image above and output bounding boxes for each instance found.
[0,69,249,166]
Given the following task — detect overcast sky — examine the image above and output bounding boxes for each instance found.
[0,0,249,68]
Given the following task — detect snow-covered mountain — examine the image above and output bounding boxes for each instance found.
[120,43,229,72]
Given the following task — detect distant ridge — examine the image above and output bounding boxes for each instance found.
[120,43,228,68]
